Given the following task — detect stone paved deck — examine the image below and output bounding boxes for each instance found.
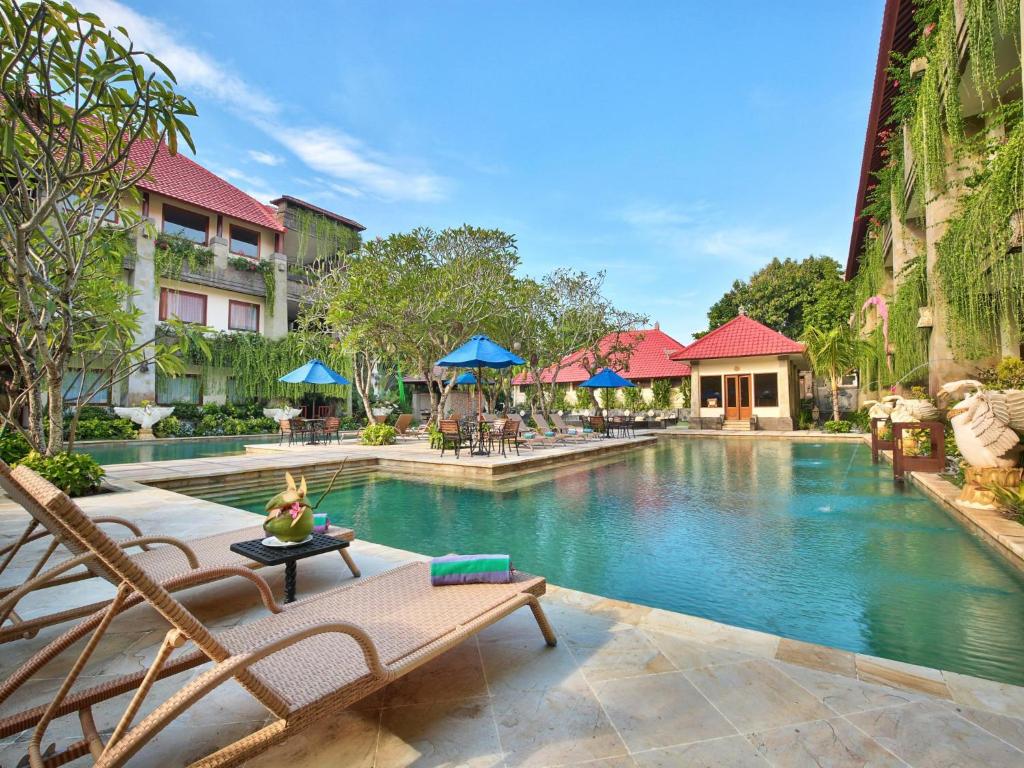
[2,482,1024,766]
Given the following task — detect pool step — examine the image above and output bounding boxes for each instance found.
[723,420,753,431]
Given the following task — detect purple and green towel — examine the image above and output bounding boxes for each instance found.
[430,554,512,585]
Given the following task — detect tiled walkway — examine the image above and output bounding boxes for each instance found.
[1,485,1023,766]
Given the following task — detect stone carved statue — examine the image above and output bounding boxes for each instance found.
[939,380,1024,509]
[113,405,175,440]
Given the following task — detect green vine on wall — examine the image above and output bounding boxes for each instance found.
[293,208,361,262]
[934,121,1024,358]
[888,256,930,381]
[154,233,214,285]
[227,256,276,315]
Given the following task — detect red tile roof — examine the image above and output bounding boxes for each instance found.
[671,315,804,361]
[512,327,691,385]
[130,140,284,232]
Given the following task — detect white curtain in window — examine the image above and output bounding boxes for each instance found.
[229,302,258,331]
[163,290,205,323]
[157,374,201,404]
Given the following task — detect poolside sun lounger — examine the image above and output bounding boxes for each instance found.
[0,464,555,768]
[0,460,360,644]
[551,413,591,440]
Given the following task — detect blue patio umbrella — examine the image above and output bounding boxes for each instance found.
[578,368,635,389]
[454,371,483,385]
[279,359,350,418]
[579,368,635,413]
[437,335,524,428]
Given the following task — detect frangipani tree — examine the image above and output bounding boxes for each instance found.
[0,0,197,453]
[801,324,862,422]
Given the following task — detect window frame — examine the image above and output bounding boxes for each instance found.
[699,375,723,408]
[228,223,261,259]
[155,372,203,406]
[159,287,208,325]
[62,368,112,405]
[753,372,779,408]
[162,203,209,245]
[228,299,261,332]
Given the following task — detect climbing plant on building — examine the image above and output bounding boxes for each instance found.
[227,256,276,314]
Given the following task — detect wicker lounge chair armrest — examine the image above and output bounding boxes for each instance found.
[0,550,110,625]
[90,516,147,540]
[162,566,283,614]
[102,622,387,766]
[116,536,200,569]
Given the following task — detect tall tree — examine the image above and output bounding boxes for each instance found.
[801,324,861,422]
[300,226,520,425]
[700,256,852,340]
[512,269,647,417]
[0,0,196,453]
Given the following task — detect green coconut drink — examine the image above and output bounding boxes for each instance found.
[263,472,314,542]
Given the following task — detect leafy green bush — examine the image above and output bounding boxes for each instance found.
[847,408,871,432]
[153,415,181,438]
[74,418,138,441]
[979,357,1024,390]
[823,420,852,433]
[986,483,1024,523]
[167,402,202,420]
[17,451,105,496]
[651,379,672,410]
[360,423,397,446]
[0,432,31,464]
[623,386,646,412]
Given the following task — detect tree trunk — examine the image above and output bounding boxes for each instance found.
[45,373,64,455]
[25,382,45,453]
[830,375,841,422]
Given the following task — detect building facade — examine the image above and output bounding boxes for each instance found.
[847,0,1023,396]
[675,315,806,430]
[511,325,693,411]
[68,141,364,408]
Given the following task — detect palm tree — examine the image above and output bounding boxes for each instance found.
[801,325,860,422]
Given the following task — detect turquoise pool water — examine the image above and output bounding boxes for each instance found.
[79,435,280,465]
[215,439,1024,685]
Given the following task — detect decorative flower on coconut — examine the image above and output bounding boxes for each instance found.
[265,472,312,528]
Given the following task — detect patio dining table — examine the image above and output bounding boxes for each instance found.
[301,418,326,445]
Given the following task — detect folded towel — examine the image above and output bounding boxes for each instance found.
[582,428,593,433]
[567,428,578,435]
[431,554,512,586]
[544,430,555,437]
[522,431,536,439]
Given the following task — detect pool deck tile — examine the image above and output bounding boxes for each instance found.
[3,474,1024,765]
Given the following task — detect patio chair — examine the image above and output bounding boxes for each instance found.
[278,419,298,446]
[588,415,609,437]
[438,419,470,458]
[0,464,555,768]
[0,460,360,644]
[489,418,523,457]
[323,416,343,444]
[393,413,414,439]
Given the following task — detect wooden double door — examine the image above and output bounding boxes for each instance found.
[724,374,752,420]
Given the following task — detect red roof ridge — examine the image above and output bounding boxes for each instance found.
[131,140,284,232]
[672,315,804,361]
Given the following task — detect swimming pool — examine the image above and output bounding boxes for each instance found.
[79,435,280,465]
[212,439,1024,685]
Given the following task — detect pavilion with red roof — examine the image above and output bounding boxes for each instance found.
[671,312,807,430]
[511,324,693,412]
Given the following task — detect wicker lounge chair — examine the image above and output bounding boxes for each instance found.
[392,413,414,438]
[551,413,591,440]
[533,414,578,444]
[0,461,360,644]
[0,464,555,768]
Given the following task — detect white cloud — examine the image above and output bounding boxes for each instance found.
[248,150,284,166]
[79,0,448,203]
[275,127,446,202]
[79,0,279,117]
[207,166,278,204]
[619,201,791,267]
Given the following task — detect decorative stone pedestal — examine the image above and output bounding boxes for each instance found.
[137,427,155,440]
[958,466,1024,510]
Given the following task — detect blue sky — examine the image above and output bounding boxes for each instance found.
[85,0,883,342]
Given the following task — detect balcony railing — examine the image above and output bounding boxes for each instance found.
[175,262,267,298]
